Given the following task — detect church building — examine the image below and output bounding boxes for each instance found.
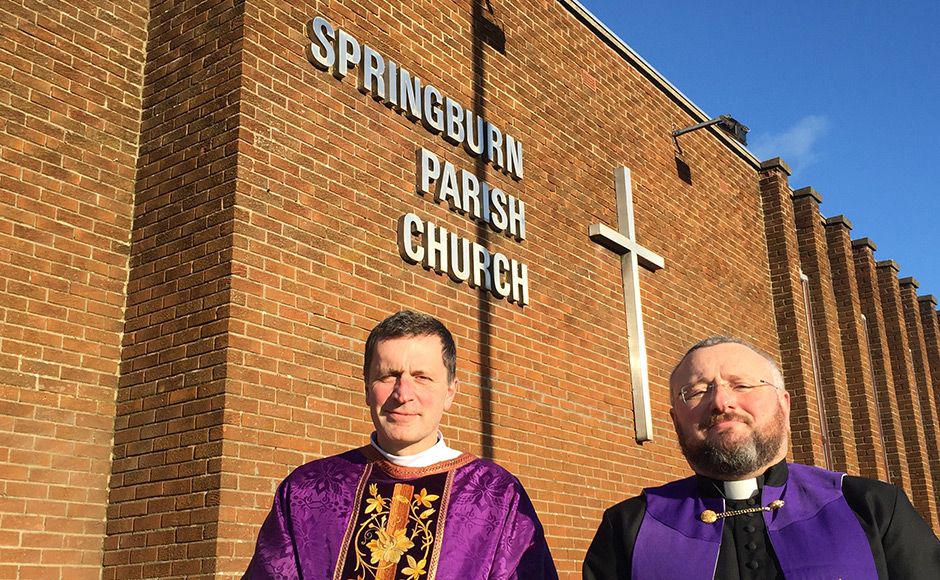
[2,1,939,578]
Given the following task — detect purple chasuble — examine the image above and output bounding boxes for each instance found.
[634,463,878,579]
[241,446,557,580]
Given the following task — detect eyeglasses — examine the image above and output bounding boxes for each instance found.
[674,380,776,406]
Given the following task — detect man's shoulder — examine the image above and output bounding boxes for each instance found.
[455,455,522,484]
[281,448,529,488]
[598,493,648,529]
[598,473,699,516]
[459,454,506,472]
[447,456,546,504]
[788,463,901,500]
[640,473,699,499]
[281,447,369,486]
[786,464,906,526]
[841,473,903,510]
[842,473,901,494]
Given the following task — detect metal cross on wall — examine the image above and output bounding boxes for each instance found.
[589,167,665,443]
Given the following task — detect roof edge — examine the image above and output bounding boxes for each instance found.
[559,0,761,169]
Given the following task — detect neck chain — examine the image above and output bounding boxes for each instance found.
[700,500,785,524]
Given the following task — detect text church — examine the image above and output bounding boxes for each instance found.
[3,1,940,578]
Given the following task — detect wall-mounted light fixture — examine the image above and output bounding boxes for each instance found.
[672,114,749,146]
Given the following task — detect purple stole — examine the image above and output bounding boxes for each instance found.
[633,463,878,579]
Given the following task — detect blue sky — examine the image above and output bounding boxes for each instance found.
[577,0,940,300]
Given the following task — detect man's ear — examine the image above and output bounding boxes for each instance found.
[442,378,458,412]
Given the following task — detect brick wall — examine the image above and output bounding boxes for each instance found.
[920,295,940,426]
[102,0,244,578]
[792,187,857,471]
[877,261,937,525]
[758,160,824,466]
[3,1,940,579]
[209,1,781,576]
[852,240,912,490]
[824,217,888,481]
[899,280,940,508]
[0,2,147,579]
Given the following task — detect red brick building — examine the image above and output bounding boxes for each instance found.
[2,1,938,579]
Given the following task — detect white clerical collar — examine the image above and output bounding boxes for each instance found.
[723,478,759,500]
[369,432,462,467]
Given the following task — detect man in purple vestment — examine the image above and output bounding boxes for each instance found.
[583,336,940,580]
[242,311,558,580]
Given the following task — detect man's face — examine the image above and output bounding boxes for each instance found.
[365,335,458,456]
[669,342,791,480]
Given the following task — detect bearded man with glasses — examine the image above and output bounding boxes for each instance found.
[584,336,940,579]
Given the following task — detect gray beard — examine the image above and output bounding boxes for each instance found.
[677,404,787,480]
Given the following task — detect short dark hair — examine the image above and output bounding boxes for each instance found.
[363,311,457,383]
[670,336,784,390]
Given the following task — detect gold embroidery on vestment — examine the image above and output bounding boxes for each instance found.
[335,453,454,580]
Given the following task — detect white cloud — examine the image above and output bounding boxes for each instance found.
[749,115,832,174]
